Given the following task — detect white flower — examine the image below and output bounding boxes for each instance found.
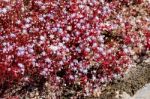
[41,51,46,56]
[28,48,34,53]
[124,48,129,53]
[92,76,96,81]
[1,8,7,14]
[39,16,45,21]
[67,26,72,31]
[107,49,112,53]
[50,35,54,39]
[98,47,104,52]
[10,33,16,38]
[49,45,59,52]
[44,68,48,72]
[3,0,10,2]
[62,37,70,42]
[58,43,64,47]
[83,69,87,74]
[17,47,25,56]
[22,29,27,34]
[40,36,46,41]
[25,18,31,23]
[85,47,90,52]
[99,36,104,42]
[18,63,25,69]
[45,58,51,63]
[76,47,81,53]
[59,61,64,65]
[16,20,21,24]
[41,5,46,10]
[92,43,98,47]
[69,75,74,79]
[40,71,46,75]
[24,24,31,28]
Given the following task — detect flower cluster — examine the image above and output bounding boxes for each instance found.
[0,0,149,96]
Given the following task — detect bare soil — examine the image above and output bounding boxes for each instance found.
[91,62,150,99]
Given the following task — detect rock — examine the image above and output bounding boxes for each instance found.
[121,83,150,99]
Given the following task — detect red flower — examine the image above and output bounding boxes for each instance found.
[0,0,149,97]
